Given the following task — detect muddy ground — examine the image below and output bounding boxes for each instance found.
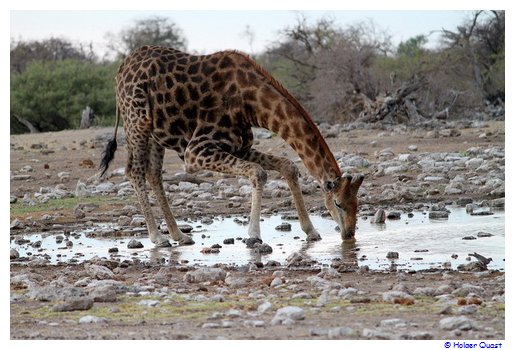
[10,121,505,340]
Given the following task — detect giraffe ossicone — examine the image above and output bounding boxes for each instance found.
[100,46,364,247]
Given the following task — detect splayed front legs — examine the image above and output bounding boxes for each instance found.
[243,149,321,241]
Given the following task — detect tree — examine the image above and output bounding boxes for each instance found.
[397,35,428,57]
[106,16,187,59]
[10,59,117,134]
[441,10,505,105]
[10,37,95,73]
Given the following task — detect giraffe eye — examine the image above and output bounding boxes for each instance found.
[334,201,344,211]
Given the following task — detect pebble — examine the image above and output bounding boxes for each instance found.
[254,243,273,254]
[386,252,399,259]
[201,322,221,329]
[477,231,493,237]
[257,301,273,314]
[271,306,305,325]
[428,211,449,219]
[10,249,19,260]
[89,285,117,302]
[245,237,263,248]
[270,277,283,288]
[370,209,386,223]
[85,264,114,280]
[439,316,476,331]
[79,315,108,324]
[328,327,355,339]
[382,291,415,305]
[184,267,226,283]
[52,297,94,312]
[138,299,160,307]
[223,238,235,244]
[127,239,144,249]
[387,211,401,219]
[275,222,292,231]
[244,320,265,327]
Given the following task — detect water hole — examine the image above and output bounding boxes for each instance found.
[10,207,504,271]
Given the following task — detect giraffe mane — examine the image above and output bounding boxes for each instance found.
[228,50,342,178]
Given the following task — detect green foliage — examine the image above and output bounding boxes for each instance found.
[10,59,118,134]
[397,35,428,57]
[106,16,187,59]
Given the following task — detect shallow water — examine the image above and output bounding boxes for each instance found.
[11,207,504,271]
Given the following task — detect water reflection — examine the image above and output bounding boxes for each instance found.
[10,207,505,271]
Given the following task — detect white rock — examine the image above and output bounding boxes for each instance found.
[257,301,273,314]
[85,264,114,280]
[183,267,226,283]
[439,316,476,331]
[79,315,108,324]
[138,299,160,307]
[271,306,305,325]
[382,291,414,304]
[96,182,115,192]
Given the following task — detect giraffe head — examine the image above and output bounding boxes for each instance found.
[323,173,364,240]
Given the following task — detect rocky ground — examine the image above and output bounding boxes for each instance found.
[10,119,505,339]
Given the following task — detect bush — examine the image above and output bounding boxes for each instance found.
[10,59,118,134]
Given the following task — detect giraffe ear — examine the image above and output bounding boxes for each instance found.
[324,180,339,192]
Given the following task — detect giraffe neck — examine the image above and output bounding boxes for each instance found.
[233,51,341,184]
[257,99,342,184]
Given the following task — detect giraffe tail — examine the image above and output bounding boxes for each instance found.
[99,104,119,177]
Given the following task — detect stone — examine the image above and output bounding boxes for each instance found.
[223,238,234,244]
[96,182,115,193]
[386,252,399,259]
[245,237,263,248]
[370,209,386,224]
[408,144,418,151]
[270,277,283,288]
[85,264,114,280]
[380,318,407,327]
[10,249,19,260]
[244,320,265,327]
[490,198,505,208]
[382,291,415,305]
[10,218,24,229]
[400,332,434,340]
[184,267,226,283]
[224,275,249,288]
[89,285,117,302]
[254,243,273,254]
[387,211,401,219]
[275,222,292,231]
[428,211,449,219]
[52,297,94,312]
[138,299,160,307]
[130,216,146,226]
[271,306,305,325]
[292,292,312,299]
[328,327,355,339]
[362,328,392,340]
[257,301,273,314]
[439,316,476,331]
[127,239,144,249]
[477,231,494,238]
[79,315,108,324]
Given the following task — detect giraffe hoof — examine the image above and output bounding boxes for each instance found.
[155,240,172,247]
[306,232,322,242]
[178,235,195,245]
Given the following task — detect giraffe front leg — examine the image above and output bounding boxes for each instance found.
[184,143,267,240]
[243,149,322,241]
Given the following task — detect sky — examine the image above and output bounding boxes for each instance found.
[10,10,472,58]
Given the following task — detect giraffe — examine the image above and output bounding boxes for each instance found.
[100,45,364,247]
